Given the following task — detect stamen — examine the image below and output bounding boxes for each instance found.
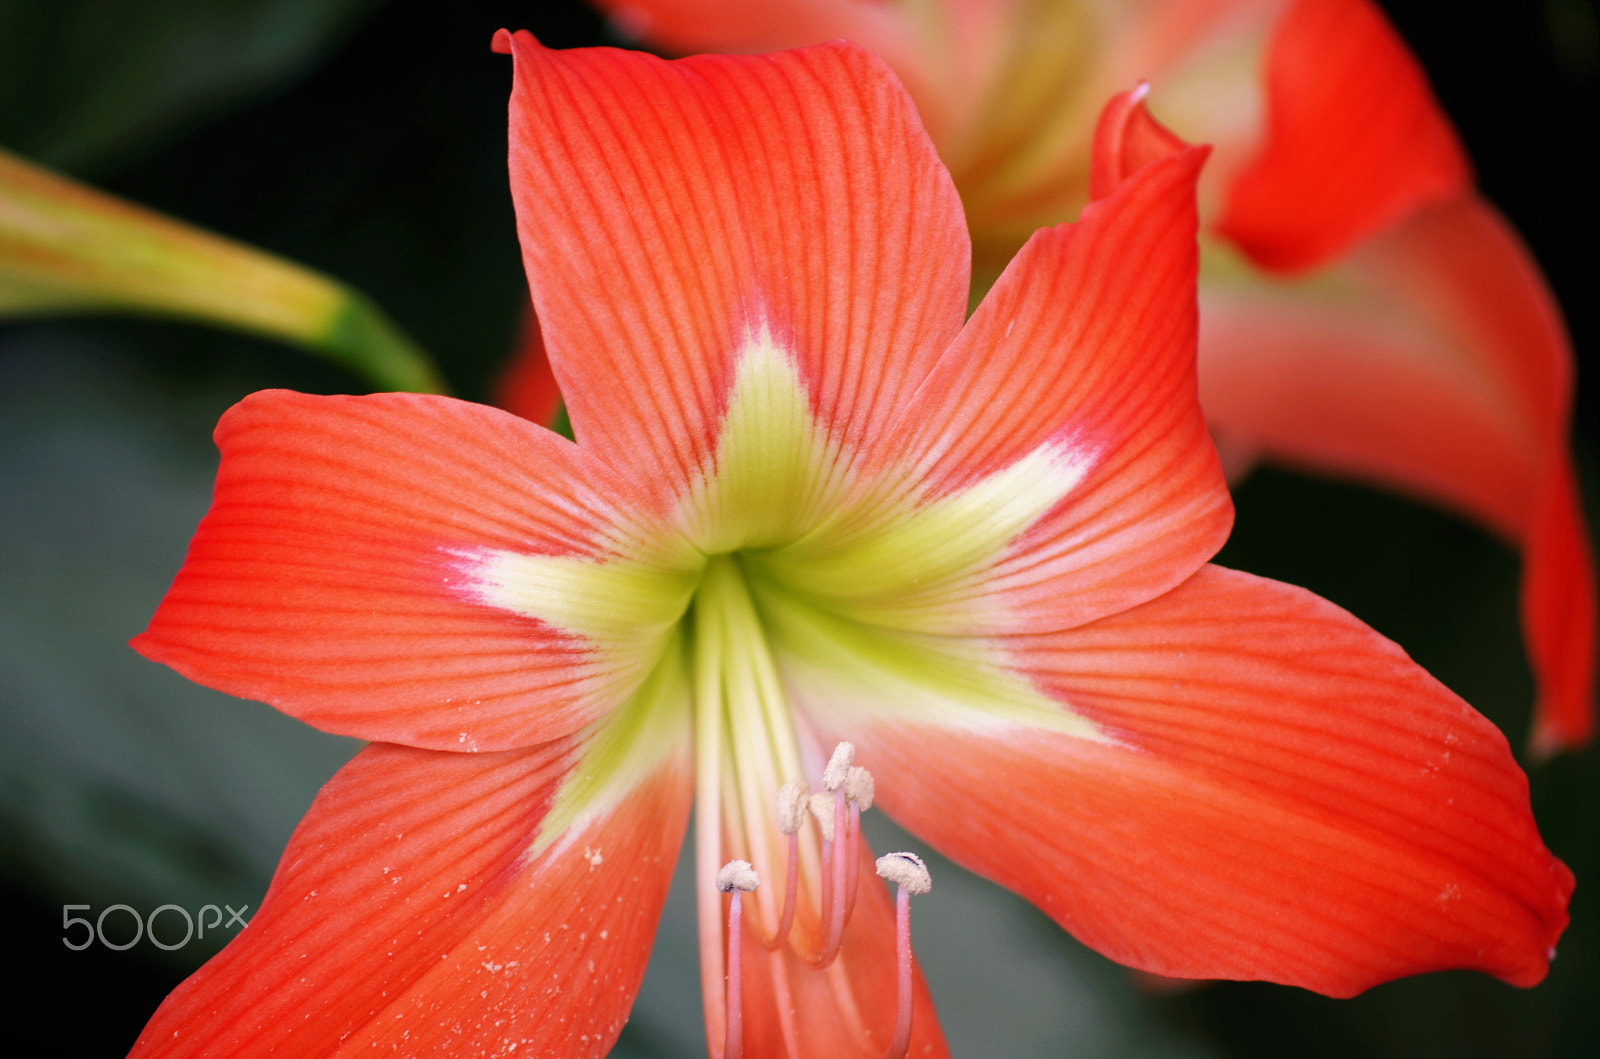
[875,852,932,1059]
[800,789,847,968]
[812,786,858,967]
[807,792,836,841]
[842,765,873,922]
[844,765,874,810]
[822,741,855,791]
[812,755,873,968]
[764,780,809,951]
[776,778,811,835]
[717,860,759,1059]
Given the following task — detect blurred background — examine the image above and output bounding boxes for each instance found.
[1,0,1595,1055]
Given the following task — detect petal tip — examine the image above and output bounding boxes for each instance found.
[1089,84,1193,201]
[128,628,173,668]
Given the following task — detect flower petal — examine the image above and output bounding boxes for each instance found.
[1198,193,1595,751]
[128,737,692,1058]
[882,109,1231,633]
[1525,454,1596,753]
[498,32,969,509]
[590,0,1016,157]
[1214,0,1470,273]
[134,389,680,751]
[818,565,1572,997]
[1088,84,1188,201]
[592,1,1284,291]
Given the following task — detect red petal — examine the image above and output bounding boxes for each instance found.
[1526,454,1597,753]
[129,740,691,1058]
[836,566,1572,996]
[888,126,1231,631]
[1089,84,1188,201]
[499,33,969,509]
[1214,0,1470,273]
[134,390,646,751]
[1199,193,1595,751]
[726,837,948,1058]
[493,301,563,428]
[589,0,1025,156]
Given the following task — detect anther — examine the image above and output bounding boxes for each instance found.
[875,852,933,1059]
[822,741,855,791]
[717,860,758,1059]
[844,765,874,810]
[874,851,931,895]
[717,860,759,893]
[776,779,810,835]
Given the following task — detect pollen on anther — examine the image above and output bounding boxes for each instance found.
[716,860,760,893]
[776,779,810,835]
[822,742,855,791]
[876,851,932,895]
[844,765,874,810]
[807,792,836,841]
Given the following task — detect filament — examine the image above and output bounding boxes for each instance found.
[874,852,932,1059]
[717,860,758,1059]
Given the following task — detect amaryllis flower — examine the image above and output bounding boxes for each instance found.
[586,0,1596,754]
[129,32,1570,1059]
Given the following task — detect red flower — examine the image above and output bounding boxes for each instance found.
[583,0,1596,754]
[129,34,1569,1059]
